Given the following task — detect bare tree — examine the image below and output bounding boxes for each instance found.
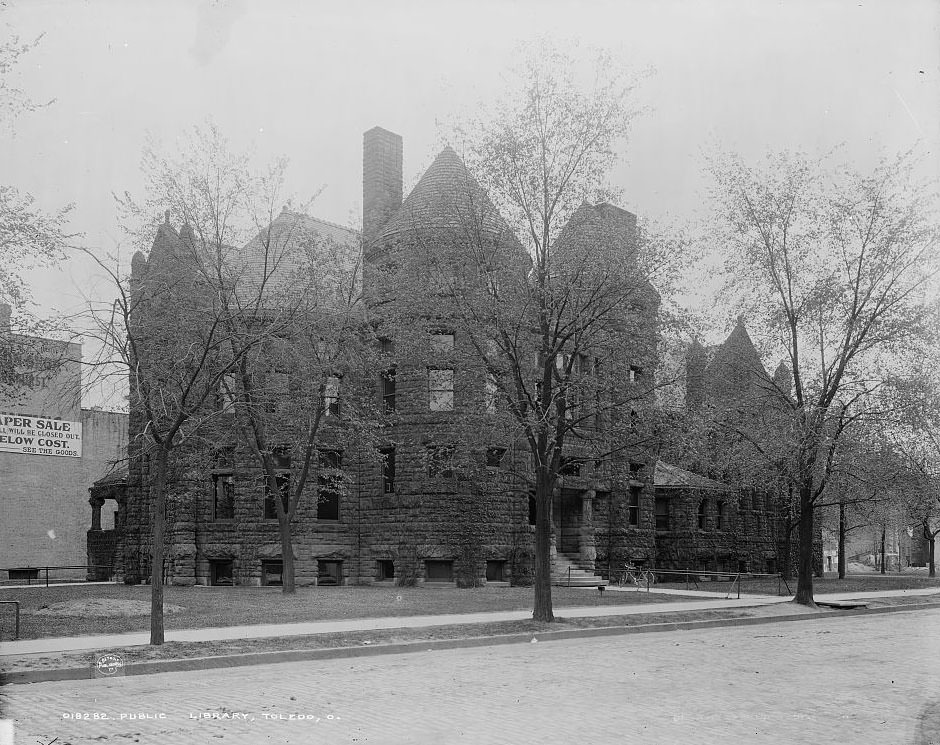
[709,150,939,606]
[381,45,685,622]
[219,215,373,593]
[84,125,307,642]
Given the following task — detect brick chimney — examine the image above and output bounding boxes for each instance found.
[362,127,402,248]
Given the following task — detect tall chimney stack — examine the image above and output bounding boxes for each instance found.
[362,127,403,249]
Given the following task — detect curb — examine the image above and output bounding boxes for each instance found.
[3,601,938,685]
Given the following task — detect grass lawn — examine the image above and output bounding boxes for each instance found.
[0,582,707,640]
[6,593,939,675]
[656,572,940,596]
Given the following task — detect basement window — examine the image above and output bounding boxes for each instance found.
[317,560,343,585]
[261,560,283,586]
[210,559,234,586]
[424,560,454,582]
[486,560,506,582]
[376,559,395,582]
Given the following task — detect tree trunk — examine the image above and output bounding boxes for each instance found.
[278,513,296,593]
[927,523,936,579]
[930,538,936,579]
[532,469,554,623]
[150,446,169,645]
[880,525,886,575]
[897,528,903,574]
[794,485,816,607]
[837,500,846,579]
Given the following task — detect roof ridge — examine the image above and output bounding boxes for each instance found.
[279,210,360,237]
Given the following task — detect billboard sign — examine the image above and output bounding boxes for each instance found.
[0,413,82,457]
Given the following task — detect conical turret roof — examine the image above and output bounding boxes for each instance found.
[380,147,510,239]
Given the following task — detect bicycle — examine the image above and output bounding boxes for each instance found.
[615,564,656,590]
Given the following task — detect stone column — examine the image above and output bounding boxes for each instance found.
[89,497,103,531]
[579,489,597,570]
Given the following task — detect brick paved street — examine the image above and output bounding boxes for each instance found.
[2,608,939,744]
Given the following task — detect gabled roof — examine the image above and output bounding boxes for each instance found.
[380,147,510,239]
[705,317,769,381]
[654,460,729,491]
[232,210,361,308]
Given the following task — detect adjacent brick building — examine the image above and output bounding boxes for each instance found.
[0,311,127,580]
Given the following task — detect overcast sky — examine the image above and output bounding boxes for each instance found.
[2,0,938,400]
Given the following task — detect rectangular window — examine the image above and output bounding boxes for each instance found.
[218,373,237,413]
[654,496,669,531]
[428,368,454,411]
[429,331,455,354]
[271,446,291,470]
[382,368,397,413]
[380,447,396,493]
[424,559,454,582]
[426,444,455,479]
[210,559,234,586]
[627,486,640,526]
[376,559,395,581]
[317,449,343,520]
[380,337,394,355]
[481,266,499,298]
[560,457,581,477]
[263,445,291,519]
[317,560,343,585]
[264,472,290,520]
[265,371,289,413]
[486,560,506,582]
[212,473,235,520]
[628,365,643,383]
[528,493,537,526]
[716,500,726,530]
[484,373,498,413]
[486,447,506,468]
[261,560,283,586]
[323,375,341,417]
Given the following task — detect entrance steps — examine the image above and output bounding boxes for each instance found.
[552,552,608,587]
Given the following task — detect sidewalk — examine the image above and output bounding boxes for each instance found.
[3,586,937,656]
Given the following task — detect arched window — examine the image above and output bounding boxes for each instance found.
[697,499,707,530]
